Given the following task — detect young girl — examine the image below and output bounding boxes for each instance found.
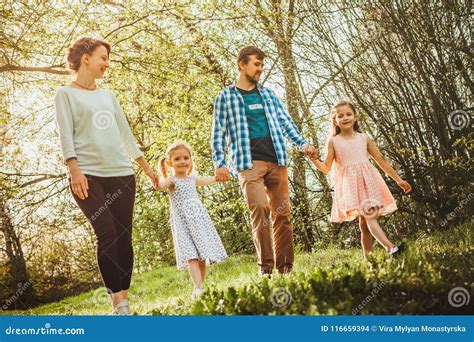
[157,141,228,299]
[311,100,412,258]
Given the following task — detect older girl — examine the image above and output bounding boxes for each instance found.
[311,100,412,258]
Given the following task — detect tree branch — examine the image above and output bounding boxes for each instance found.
[0,63,68,75]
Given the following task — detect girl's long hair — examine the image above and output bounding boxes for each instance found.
[330,100,363,136]
[158,140,195,185]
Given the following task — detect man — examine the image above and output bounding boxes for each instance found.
[211,46,317,276]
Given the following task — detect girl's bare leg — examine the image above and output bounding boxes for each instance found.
[364,216,395,252]
[187,259,203,288]
[198,260,206,284]
[359,216,373,256]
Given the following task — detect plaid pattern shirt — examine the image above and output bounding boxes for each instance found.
[211,84,307,176]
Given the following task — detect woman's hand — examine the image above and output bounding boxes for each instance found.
[66,158,89,200]
[70,169,89,200]
[135,157,159,189]
[144,167,159,189]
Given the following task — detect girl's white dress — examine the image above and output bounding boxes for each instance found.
[169,175,228,269]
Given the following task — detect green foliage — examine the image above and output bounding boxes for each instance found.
[191,224,472,315]
[0,1,471,309]
[6,224,471,315]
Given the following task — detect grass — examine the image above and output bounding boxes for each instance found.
[4,223,472,315]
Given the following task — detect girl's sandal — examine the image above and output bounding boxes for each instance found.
[389,242,407,258]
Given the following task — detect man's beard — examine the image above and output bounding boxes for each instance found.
[245,72,260,84]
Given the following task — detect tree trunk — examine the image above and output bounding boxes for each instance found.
[257,0,322,250]
[0,200,36,309]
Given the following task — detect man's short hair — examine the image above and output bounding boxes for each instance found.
[237,46,266,69]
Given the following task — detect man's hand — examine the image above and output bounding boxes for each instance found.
[215,167,231,182]
[302,144,318,159]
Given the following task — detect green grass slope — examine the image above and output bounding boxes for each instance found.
[6,224,472,315]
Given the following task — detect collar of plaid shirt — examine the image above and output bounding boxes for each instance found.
[211,83,307,177]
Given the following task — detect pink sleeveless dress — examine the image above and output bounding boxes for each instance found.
[330,132,397,222]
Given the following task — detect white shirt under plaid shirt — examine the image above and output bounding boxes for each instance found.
[211,84,308,176]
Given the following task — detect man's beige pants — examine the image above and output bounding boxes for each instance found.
[238,161,294,273]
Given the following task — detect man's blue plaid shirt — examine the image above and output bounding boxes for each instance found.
[211,84,307,176]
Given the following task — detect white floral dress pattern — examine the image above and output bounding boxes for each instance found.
[169,175,228,269]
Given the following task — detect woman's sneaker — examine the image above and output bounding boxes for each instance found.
[389,243,407,258]
[121,299,131,314]
[112,299,131,315]
[259,269,272,279]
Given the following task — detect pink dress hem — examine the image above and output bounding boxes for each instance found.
[330,133,397,223]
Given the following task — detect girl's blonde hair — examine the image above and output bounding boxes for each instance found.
[158,140,195,179]
[330,100,363,136]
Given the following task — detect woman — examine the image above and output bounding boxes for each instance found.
[54,37,158,315]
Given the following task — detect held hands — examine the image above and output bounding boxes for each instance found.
[215,167,231,182]
[397,180,412,193]
[302,144,318,159]
[134,157,159,189]
[144,167,159,189]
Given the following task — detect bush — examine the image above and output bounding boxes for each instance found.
[190,224,472,315]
